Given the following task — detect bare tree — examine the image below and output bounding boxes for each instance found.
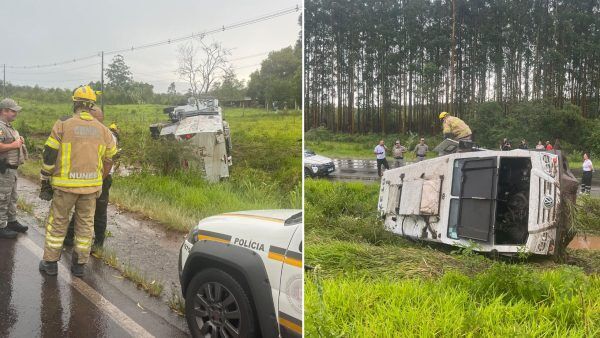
[177,39,232,102]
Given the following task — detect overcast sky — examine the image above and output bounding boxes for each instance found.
[0,0,301,93]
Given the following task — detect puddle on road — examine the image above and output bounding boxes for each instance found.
[568,235,600,250]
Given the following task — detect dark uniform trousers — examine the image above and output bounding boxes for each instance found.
[66,175,112,247]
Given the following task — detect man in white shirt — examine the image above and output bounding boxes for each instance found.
[582,153,594,194]
[374,140,389,177]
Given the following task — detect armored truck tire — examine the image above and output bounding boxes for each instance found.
[185,268,257,338]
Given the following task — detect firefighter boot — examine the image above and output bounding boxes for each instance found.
[39,260,58,276]
[0,227,17,239]
[7,220,28,233]
[71,252,85,278]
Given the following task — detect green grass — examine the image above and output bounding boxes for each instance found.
[305,127,440,160]
[306,267,600,337]
[15,101,301,232]
[305,179,600,336]
[574,195,600,236]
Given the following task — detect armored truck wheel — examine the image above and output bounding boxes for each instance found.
[185,268,256,338]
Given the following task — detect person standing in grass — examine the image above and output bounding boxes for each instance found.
[374,140,389,177]
[392,140,406,168]
[581,153,594,195]
[414,138,428,162]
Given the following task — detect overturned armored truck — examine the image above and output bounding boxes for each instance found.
[150,97,232,182]
[378,140,579,256]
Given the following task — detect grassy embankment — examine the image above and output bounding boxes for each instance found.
[16,100,301,232]
[305,178,600,336]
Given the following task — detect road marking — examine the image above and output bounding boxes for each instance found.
[20,235,155,338]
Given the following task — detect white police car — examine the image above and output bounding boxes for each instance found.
[179,210,303,337]
[304,149,335,178]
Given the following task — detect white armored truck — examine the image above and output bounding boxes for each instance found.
[378,140,578,256]
[150,97,232,182]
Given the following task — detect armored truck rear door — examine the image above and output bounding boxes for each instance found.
[457,157,497,242]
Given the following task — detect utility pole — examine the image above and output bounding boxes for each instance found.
[2,64,5,97]
[101,51,104,111]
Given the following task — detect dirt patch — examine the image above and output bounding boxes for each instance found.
[568,235,600,250]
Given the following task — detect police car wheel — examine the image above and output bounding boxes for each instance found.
[185,268,256,338]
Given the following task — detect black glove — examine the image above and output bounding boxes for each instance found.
[39,180,54,201]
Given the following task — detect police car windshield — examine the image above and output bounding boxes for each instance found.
[284,212,302,226]
[304,149,315,157]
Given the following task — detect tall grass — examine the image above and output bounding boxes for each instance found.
[305,179,600,336]
[15,101,301,231]
[306,266,600,337]
[111,170,300,231]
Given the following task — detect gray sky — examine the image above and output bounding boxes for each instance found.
[0,0,301,93]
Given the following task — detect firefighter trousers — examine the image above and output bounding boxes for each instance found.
[66,175,112,247]
[43,189,98,264]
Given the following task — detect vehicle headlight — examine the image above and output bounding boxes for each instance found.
[187,228,200,244]
[311,164,319,173]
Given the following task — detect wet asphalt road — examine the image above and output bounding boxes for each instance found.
[0,212,189,337]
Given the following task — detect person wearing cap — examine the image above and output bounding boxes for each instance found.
[414,138,429,162]
[38,85,117,278]
[438,112,472,141]
[392,140,406,168]
[64,106,119,251]
[0,98,29,239]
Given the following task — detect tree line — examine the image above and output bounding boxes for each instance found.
[304,0,600,134]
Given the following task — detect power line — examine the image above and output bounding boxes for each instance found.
[7,62,101,75]
[3,5,300,70]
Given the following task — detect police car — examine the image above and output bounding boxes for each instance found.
[179,210,303,338]
[304,149,335,178]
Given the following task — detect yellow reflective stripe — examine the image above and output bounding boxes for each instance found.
[46,234,64,243]
[46,242,64,249]
[45,137,60,150]
[42,163,55,172]
[60,143,71,178]
[45,211,54,233]
[51,177,103,187]
[97,145,106,178]
[75,239,92,248]
[80,112,93,120]
[105,146,117,158]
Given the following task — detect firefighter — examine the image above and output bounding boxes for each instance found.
[0,98,29,238]
[38,85,117,277]
[63,106,117,251]
[439,112,472,141]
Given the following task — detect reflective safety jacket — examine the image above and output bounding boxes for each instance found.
[41,111,117,194]
[442,116,472,139]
